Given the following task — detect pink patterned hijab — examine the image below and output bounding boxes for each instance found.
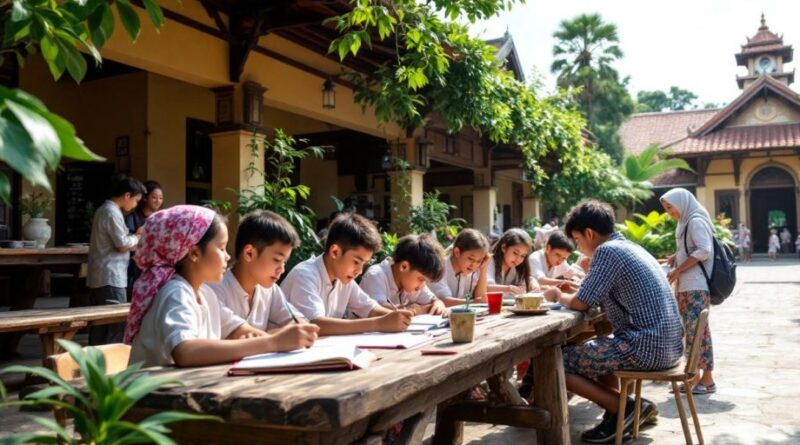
[124,205,217,344]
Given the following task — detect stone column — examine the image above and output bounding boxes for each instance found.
[473,186,497,235]
[389,167,425,234]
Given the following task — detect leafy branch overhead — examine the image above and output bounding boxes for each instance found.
[0,0,168,201]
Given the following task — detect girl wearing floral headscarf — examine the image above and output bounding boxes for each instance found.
[661,188,716,395]
[126,205,318,367]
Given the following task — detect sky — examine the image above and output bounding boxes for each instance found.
[469,0,800,107]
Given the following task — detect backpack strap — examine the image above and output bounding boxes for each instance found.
[683,219,711,283]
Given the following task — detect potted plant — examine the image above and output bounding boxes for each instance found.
[20,191,54,248]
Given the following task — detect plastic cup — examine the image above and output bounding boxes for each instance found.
[449,309,476,343]
[487,292,503,314]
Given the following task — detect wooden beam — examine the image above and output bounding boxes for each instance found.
[199,0,228,36]
[437,401,551,429]
[229,12,263,82]
[696,156,710,187]
[733,155,743,186]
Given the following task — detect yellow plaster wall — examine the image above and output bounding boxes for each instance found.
[728,96,800,126]
[432,185,474,224]
[19,56,149,180]
[146,73,215,207]
[300,158,340,221]
[264,107,336,135]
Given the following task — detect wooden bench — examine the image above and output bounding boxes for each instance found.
[0,304,130,358]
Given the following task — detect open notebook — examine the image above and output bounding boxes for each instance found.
[228,345,376,375]
[407,314,449,333]
[314,332,435,349]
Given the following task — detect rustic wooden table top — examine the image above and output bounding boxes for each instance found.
[0,303,130,333]
[0,247,89,256]
[0,247,89,266]
[130,308,590,432]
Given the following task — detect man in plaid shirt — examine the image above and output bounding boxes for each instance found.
[546,200,684,443]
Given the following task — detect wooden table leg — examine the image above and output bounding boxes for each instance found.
[533,342,570,445]
[432,389,470,445]
[396,406,435,445]
[487,368,527,405]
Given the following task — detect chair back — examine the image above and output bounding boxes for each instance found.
[683,309,710,377]
[45,343,131,381]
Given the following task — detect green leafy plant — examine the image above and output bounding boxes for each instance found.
[208,130,324,274]
[1,0,169,201]
[408,191,465,245]
[19,191,54,218]
[0,339,218,444]
[616,210,677,259]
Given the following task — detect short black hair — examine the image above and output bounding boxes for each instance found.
[110,175,146,198]
[325,213,382,254]
[564,200,616,237]
[235,210,300,258]
[393,234,445,282]
[546,230,574,252]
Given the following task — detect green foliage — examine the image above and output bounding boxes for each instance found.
[408,191,465,244]
[208,131,324,273]
[621,144,693,183]
[1,0,168,201]
[550,13,633,162]
[616,211,677,259]
[369,231,399,267]
[19,190,54,217]
[636,86,699,112]
[0,339,218,445]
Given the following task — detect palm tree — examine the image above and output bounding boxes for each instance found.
[621,144,693,183]
[551,13,623,129]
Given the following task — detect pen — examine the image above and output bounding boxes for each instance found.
[283,297,300,324]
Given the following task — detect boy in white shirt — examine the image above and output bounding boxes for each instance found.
[209,210,307,331]
[361,234,447,315]
[529,230,585,292]
[281,213,413,335]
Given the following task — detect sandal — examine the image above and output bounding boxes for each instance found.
[691,383,716,395]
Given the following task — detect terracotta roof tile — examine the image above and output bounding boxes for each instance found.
[668,123,800,155]
[618,109,719,154]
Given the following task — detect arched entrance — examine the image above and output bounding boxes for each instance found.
[748,165,798,252]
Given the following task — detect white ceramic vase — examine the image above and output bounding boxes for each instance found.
[22,217,52,248]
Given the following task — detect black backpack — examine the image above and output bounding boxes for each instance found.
[683,220,737,305]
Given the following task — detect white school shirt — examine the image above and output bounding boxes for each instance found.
[129,276,245,367]
[280,255,378,320]
[428,255,480,299]
[528,249,584,281]
[208,269,299,331]
[360,259,435,306]
[87,200,139,288]
[486,259,525,286]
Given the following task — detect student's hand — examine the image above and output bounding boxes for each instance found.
[405,303,424,315]
[380,309,414,332]
[507,285,523,296]
[543,287,561,303]
[272,323,320,350]
[429,299,447,316]
[558,280,580,293]
[479,255,491,272]
[135,225,146,235]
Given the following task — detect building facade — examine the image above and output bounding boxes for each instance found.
[619,16,800,252]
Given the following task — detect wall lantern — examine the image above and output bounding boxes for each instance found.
[322,77,336,109]
[416,138,432,169]
[242,81,266,127]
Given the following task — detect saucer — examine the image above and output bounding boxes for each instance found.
[508,307,550,316]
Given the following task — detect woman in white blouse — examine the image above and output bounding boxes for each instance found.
[661,188,717,394]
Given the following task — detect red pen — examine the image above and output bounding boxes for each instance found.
[421,349,458,356]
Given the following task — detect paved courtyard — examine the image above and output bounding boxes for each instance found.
[2,257,800,444]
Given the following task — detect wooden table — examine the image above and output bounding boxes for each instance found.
[0,304,130,357]
[0,247,89,356]
[125,308,598,445]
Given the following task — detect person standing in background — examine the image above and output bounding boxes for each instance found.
[780,227,792,254]
[125,180,164,301]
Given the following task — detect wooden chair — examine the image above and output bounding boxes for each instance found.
[613,309,709,445]
[45,343,131,427]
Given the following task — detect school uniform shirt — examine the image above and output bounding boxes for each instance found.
[280,255,378,320]
[360,259,435,306]
[129,276,245,367]
[208,269,299,331]
[576,233,684,371]
[87,200,139,289]
[428,255,480,299]
[486,259,524,286]
[528,249,584,281]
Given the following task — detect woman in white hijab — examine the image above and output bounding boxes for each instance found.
[661,188,717,394]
